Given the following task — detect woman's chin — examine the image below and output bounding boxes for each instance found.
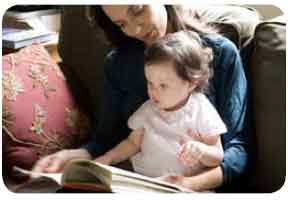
[144,39,155,46]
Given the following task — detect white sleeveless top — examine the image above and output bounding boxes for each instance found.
[128,93,227,177]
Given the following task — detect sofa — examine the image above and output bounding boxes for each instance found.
[2,5,285,193]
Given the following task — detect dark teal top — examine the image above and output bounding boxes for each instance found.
[83,35,250,191]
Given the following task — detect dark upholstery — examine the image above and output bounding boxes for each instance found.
[246,16,286,192]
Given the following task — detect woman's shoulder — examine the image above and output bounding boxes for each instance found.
[202,34,238,53]
[104,40,145,74]
[202,34,240,69]
[107,40,144,60]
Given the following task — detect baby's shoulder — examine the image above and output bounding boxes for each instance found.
[190,93,210,106]
[133,100,155,117]
[188,93,216,116]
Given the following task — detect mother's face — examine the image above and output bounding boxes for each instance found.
[102,5,168,45]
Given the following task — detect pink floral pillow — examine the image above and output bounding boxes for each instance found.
[2,45,89,173]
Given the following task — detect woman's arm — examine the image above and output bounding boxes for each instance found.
[158,166,223,192]
[32,51,125,172]
[82,42,147,158]
[207,36,249,190]
[81,50,129,157]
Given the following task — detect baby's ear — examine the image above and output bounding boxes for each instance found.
[188,80,198,92]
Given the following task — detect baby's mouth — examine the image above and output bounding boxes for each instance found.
[151,98,160,105]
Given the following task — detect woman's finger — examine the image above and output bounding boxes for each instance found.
[32,155,54,172]
[45,155,67,173]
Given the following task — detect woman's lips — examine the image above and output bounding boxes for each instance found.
[143,30,153,41]
[143,29,157,41]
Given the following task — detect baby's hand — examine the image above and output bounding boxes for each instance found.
[178,141,204,166]
[186,128,203,142]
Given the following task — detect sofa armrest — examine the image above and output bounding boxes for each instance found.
[246,15,286,192]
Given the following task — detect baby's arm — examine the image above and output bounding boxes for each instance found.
[95,128,144,165]
[179,134,224,167]
[196,135,224,166]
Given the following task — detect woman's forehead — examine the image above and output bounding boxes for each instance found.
[101,5,130,21]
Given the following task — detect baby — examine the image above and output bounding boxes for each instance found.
[95,30,227,178]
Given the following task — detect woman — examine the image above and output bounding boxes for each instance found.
[33,5,250,192]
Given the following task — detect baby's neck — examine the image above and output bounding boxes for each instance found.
[163,94,191,112]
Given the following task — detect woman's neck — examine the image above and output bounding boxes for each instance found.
[166,21,174,34]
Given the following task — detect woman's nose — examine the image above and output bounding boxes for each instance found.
[135,24,142,34]
[127,24,142,37]
[130,17,144,35]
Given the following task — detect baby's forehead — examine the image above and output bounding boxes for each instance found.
[145,59,175,68]
[145,63,180,81]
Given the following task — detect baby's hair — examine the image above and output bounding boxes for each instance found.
[144,30,213,93]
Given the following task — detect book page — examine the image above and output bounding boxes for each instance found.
[63,160,183,193]
[97,163,182,191]
[12,166,62,185]
[61,161,111,192]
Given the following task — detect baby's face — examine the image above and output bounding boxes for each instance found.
[145,61,195,111]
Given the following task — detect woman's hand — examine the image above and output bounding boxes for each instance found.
[158,174,184,185]
[157,174,194,193]
[32,149,92,173]
[94,154,112,166]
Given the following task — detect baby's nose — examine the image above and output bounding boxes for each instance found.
[151,94,160,104]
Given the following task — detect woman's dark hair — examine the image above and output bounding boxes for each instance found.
[86,6,136,47]
[144,30,213,93]
[86,5,218,47]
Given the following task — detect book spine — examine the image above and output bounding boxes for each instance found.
[3,34,56,49]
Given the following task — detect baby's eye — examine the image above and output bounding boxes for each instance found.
[160,84,168,89]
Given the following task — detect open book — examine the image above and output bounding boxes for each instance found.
[13,159,185,193]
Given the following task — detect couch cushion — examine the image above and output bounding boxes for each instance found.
[246,16,286,192]
[197,5,261,48]
[2,44,89,175]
